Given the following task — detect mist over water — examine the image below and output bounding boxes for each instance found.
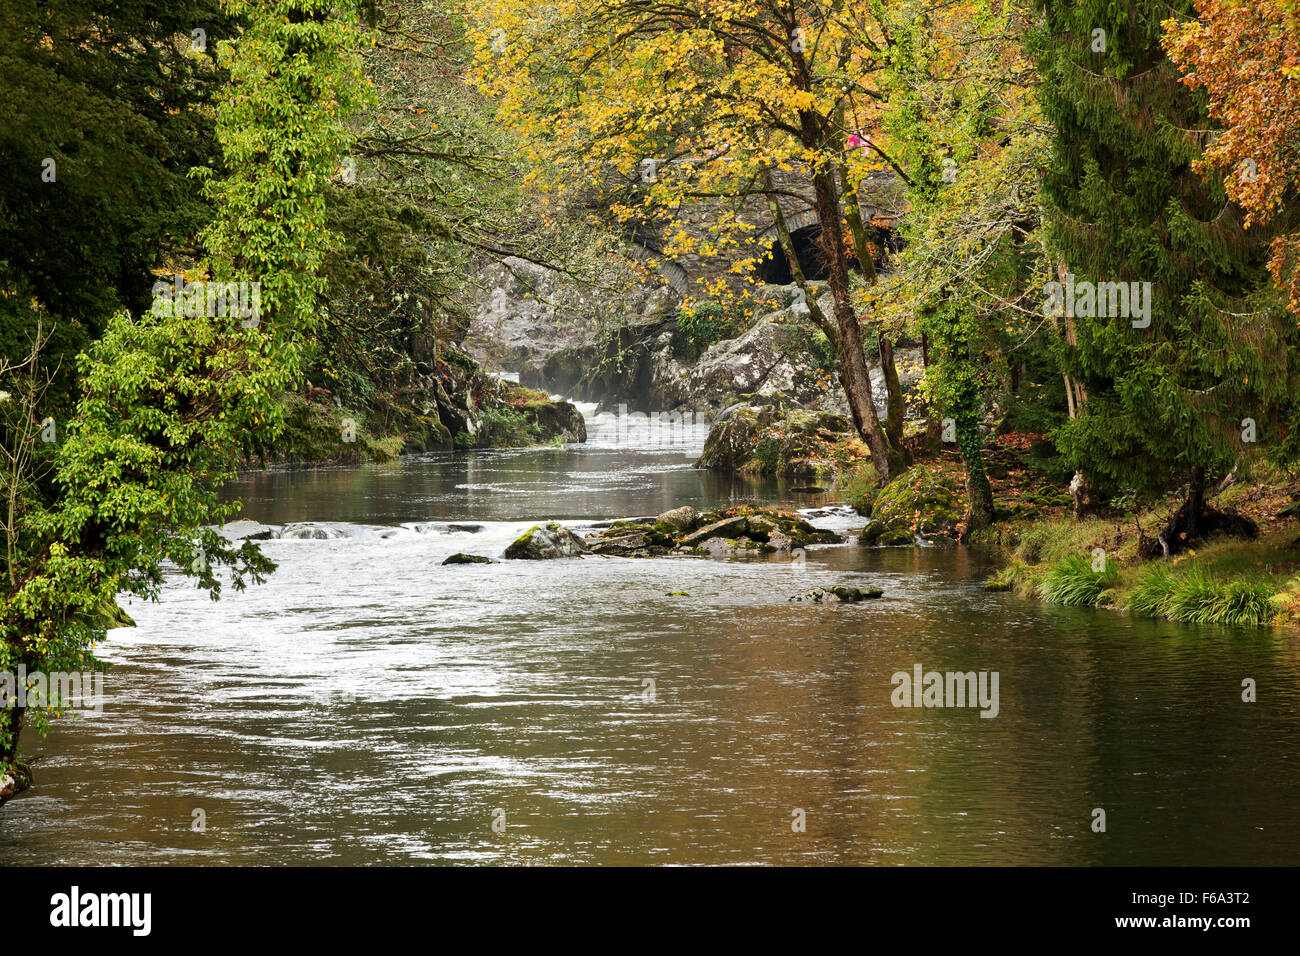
[3,413,1297,865]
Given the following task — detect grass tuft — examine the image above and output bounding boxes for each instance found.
[1038,555,1121,606]
[1130,562,1277,626]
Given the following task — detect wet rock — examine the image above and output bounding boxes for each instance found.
[219,519,278,541]
[442,553,493,565]
[655,506,698,531]
[788,585,883,603]
[767,529,793,553]
[700,536,764,558]
[504,522,589,559]
[589,532,651,555]
[447,523,485,533]
[280,522,348,540]
[678,515,751,547]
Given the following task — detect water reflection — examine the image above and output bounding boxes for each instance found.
[2,440,1296,866]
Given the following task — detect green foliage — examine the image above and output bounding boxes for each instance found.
[1,0,371,794]
[672,302,746,361]
[751,438,780,473]
[1038,555,1121,606]
[0,0,234,408]
[1032,0,1300,499]
[1130,562,1277,625]
[479,404,544,447]
[774,322,835,371]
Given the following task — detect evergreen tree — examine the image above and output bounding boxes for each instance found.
[1032,0,1300,554]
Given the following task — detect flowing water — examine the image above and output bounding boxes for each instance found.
[2,409,1298,865]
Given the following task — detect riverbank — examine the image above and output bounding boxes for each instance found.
[241,376,586,469]
[833,434,1300,629]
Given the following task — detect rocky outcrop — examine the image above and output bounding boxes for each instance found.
[504,522,590,559]
[522,399,587,443]
[467,256,678,403]
[584,505,840,559]
[695,404,863,479]
[647,292,829,412]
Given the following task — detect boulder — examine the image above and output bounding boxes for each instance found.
[504,522,589,559]
[696,404,861,478]
[655,506,699,531]
[678,515,751,547]
[858,465,963,546]
[442,553,493,565]
[678,309,823,409]
[218,519,278,541]
[588,532,651,555]
[700,536,764,558]
[522,399,587,443]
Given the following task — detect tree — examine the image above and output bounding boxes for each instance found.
[0,0,235,408]
[1,0,370,802]
[1164,0,1300,321]
[1031,0,1300,554]
[873,0,1049,536]
[470,0,912,479]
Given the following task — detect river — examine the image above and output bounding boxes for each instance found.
[2,408,1297,865]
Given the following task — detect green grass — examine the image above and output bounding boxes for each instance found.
[1130,562,1277,625]
[1038,555,1121,606]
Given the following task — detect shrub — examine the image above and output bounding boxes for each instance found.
[671,301,747,360]
[1129,563,1179,618]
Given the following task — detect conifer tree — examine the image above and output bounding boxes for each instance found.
[1032,0,1300,554]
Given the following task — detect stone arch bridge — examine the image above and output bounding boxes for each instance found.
[626,166,904,297]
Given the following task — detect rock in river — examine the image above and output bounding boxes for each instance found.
[788,585,883,603]
[504,522,589,559]
[655,506,699,531]
[442,553,493,565]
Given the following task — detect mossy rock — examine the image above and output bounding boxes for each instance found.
[504,522,588,559]
[858,465,963,546]
[442,552,493,565]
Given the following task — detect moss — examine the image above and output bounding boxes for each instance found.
[510,526,539,549]
[501,384,554,409]
[858,464,963,545]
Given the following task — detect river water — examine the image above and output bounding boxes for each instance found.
[2,409,1298,865]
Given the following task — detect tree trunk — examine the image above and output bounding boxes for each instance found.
[809,167,897,481]
[920,331,944,452]
[957,420,994,540]
[839,166,907,458]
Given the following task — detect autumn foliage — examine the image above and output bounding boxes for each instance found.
[1164,0,1300,318]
